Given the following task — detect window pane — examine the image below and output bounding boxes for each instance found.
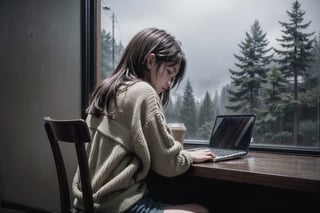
[99,0,320,151]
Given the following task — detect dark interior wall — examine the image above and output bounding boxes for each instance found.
[0,0,81,211]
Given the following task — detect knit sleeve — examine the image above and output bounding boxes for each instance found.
[143,112,193,177]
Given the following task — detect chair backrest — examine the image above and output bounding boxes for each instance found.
[43,116,94,213]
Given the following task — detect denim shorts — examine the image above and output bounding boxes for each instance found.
[124,192,167,213]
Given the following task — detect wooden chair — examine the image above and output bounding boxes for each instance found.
[44,117,94,213]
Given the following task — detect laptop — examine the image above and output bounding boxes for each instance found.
[187,114,256,162]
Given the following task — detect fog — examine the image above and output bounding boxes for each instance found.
[101,0,320,99]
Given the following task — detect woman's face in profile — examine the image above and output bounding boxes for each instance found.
[149,61,180,94]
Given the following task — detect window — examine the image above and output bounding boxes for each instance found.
[97,0,320,153]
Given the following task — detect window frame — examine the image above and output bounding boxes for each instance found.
[81,0,98,119]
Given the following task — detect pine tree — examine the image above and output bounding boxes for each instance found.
[174,94,183,122]
[307,33,320,87]
[274,0,315,145]
[101,29,113,79]
[227,20,272,113]
[300,34,320,119]
[197,91,215,139]
[257,67,292,144]
[179,79,197,139]
[164,97,175,123]
[100,30,124,80]
[212,90,220,116]
[219,84,233,114]
[299,33,320,145]
[198,91,214,126]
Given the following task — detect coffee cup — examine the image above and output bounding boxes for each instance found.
[167,123,186,145]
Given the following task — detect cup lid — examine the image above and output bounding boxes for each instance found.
[167,123,186,130]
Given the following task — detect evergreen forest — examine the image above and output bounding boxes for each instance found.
[101,0,320,148]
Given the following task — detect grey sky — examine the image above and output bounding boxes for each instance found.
[101,0,320,100]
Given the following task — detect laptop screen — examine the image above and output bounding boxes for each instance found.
[209,114,256,150]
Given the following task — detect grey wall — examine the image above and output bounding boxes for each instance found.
[0,0,82,211]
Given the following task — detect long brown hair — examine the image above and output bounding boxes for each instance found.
[86,27,186,117]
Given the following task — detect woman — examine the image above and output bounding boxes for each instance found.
[72,27,214,213]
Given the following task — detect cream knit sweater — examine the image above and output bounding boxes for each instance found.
[72,81,193,213]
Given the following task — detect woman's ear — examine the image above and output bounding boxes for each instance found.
[147,53,155,70]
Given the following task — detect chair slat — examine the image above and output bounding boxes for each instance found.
[44,116,94,213]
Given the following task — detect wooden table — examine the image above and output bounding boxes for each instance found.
[187,150,320,193]
[148,145,320,212]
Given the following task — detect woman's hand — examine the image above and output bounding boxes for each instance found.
[186,149,215,163]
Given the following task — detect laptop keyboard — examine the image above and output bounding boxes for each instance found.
[212,148,240,156]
